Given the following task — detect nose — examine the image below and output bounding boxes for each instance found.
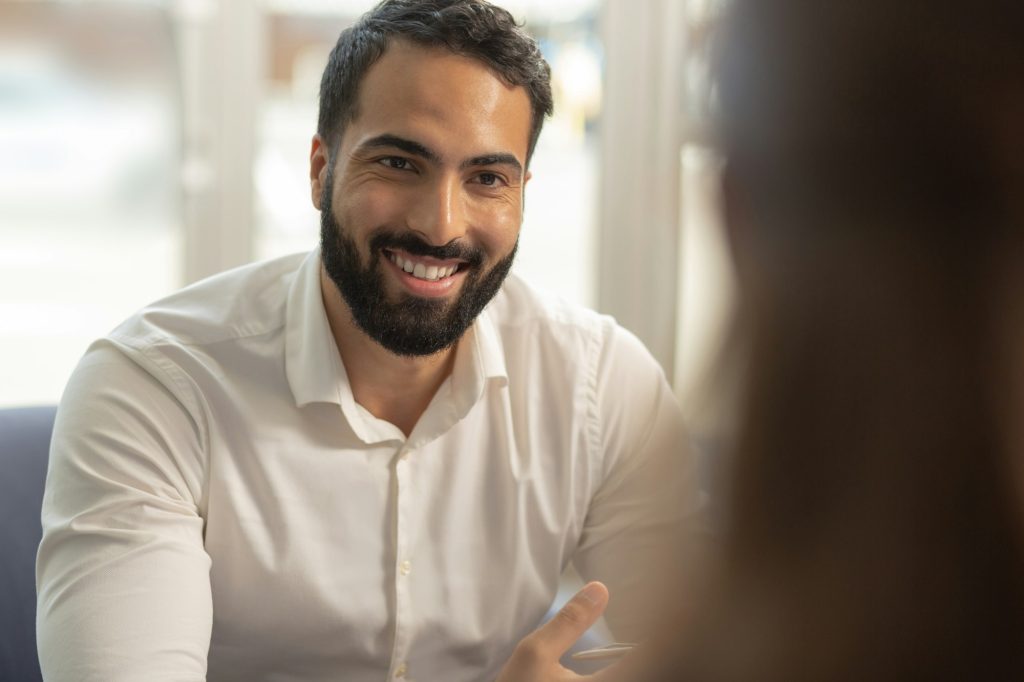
[405,174,467,246]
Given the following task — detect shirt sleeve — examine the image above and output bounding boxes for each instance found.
[571,323,699,643]
[36,340,212,682]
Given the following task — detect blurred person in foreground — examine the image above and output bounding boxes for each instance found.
[35,1,694,680]
[503,0,1024,680]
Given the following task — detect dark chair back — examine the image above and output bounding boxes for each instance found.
[0,405,57,682]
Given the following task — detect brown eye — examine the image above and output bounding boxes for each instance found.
[380,157,412,170]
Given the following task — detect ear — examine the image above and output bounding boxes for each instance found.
[310,134,330,211]
[520,170,533,218]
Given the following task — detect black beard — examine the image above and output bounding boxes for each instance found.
[319,172,517,357]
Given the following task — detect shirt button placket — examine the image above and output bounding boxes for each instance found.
[391,447,413,680]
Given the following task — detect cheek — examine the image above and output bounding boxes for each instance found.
[466,199,522,255]
[335,179,412,232]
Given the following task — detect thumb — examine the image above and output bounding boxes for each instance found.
[529,581,610,659]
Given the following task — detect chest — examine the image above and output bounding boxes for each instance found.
[200,393,595,680]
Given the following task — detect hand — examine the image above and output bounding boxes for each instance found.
[496,582,624,682]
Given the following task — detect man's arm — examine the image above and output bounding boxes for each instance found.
[36,341,212,682]
[571,325,698,642]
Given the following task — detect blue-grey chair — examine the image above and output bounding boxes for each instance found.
[0,405,56,682]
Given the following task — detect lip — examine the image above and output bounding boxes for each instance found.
[385,248,466,270]
[383,249,467,299]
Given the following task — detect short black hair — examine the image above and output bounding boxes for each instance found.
[317,0,553,165]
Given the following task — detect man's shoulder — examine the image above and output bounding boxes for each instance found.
[489,274,665,378]
[110,251,310,352]
[489,272,610,335]
[487,273,644,368]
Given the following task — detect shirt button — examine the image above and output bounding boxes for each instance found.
[395,662,408,678]
[399,560,412,576]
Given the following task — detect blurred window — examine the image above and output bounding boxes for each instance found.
[0,0,604,407]
[674,0,736,436]
[0,1,180,407]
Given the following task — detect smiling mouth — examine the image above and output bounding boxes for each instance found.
[385,249,466,282]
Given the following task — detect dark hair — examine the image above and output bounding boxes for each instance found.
[317,0,553,164]
[716,0,1024,238]
[648,1,1024,680]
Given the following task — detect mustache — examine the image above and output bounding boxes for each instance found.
[369,231,485,267]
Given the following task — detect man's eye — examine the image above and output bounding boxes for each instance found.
[380,157,412,171]
[476,173,502,187]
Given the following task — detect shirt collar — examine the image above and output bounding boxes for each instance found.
[453,304,509,398]
[406,307,508,447]
[285,249,392,444]
[285,248,343,409]
[285,248,509,444]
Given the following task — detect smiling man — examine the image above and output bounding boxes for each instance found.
[36,2,693,681]
[312,37,534,436]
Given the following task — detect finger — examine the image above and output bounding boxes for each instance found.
[529,581,610,659]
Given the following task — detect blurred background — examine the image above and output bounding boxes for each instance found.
[0,0,732,434]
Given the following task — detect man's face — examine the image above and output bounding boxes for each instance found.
[312,41,533,357]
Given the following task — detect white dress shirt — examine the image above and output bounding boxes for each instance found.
[36,249,694,682]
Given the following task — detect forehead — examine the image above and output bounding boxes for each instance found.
[345,40,533,162]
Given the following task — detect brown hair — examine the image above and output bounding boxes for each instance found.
[661,1,1024,679]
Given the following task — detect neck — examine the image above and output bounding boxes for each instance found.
[320,267,457,437]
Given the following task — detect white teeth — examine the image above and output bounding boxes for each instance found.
[390,252,458,281]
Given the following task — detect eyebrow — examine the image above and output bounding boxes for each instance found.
[355,134,523,179]
[356,134,440,163]
[462,153,523,178]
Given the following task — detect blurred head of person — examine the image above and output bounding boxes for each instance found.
[663,1,1024,680]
